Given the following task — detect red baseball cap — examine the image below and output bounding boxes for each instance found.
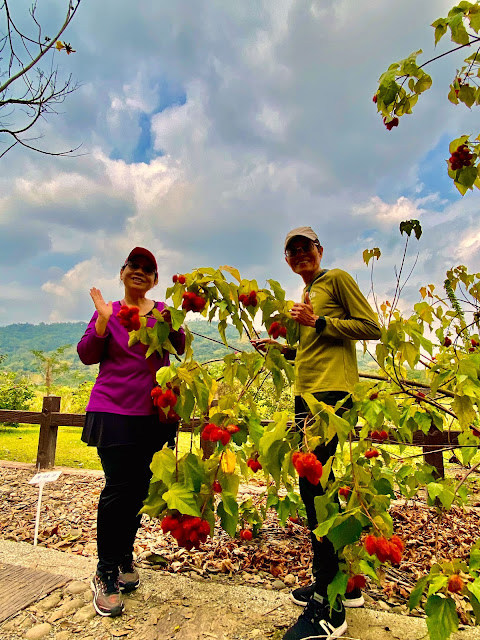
[125,247,158,273]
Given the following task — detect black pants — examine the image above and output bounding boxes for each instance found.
[96,437,169,576]
[295,391,351,597]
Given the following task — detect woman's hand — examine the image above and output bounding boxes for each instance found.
[90,288,113,320]
[290,292,318,327]
[90,288,112,337]
[251,338,283,353]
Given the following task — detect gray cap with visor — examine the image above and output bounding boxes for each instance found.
[284,226,320,252]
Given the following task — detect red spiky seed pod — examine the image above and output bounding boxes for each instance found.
[448,575,464,593]
[353,574,366,589]
[364,535,377,556]
[388,543,402,565]
[390,535,404,553]
[117,305,141,331]
[384,116,399,130]
[225,424,240,434]
[268,321,281,339]
[375,537,391,562]
[292,451,323,485]
[247,458,262,472]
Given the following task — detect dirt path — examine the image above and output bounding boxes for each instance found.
[2,539,480,640]
[1,462,480,640]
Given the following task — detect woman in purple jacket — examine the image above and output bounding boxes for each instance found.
[77,247,185,617]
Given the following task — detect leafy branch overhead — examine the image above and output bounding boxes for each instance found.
[374,1,480,194]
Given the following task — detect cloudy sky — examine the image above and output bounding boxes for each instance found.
[1,0,479,325]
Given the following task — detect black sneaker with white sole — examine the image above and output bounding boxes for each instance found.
[290,582,364,608]
[283,593,347,640]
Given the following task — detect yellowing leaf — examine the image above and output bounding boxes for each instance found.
[363,247,381,266]
[219,265,241,283]
[55,40,64,51]
[221,450,236,474]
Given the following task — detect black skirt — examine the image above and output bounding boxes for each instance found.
[82,411,177,449]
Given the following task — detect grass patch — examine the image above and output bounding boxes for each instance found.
[0,424,201,470]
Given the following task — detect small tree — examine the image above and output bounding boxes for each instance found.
[0,0,82,158]
[31,344,71,395]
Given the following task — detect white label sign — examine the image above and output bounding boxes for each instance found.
[29,470,62,485]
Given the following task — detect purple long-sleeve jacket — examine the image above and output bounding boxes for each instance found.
[77,301,185,415]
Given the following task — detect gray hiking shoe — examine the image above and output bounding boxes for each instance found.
[118,561,140,592]
[91,571,124,617]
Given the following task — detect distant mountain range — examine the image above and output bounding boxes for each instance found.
[0,319,377,385]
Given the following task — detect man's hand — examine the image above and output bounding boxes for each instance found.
[251,338,283,353]
[290,292,319,327]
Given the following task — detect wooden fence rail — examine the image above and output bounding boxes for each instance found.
[0,396,462,478]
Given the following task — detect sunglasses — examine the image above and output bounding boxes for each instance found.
[125,260,157,275]
[285,241,319,257]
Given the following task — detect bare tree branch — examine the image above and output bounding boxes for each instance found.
[0,0,82,158]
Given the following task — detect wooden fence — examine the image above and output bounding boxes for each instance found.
[0,396,462,478]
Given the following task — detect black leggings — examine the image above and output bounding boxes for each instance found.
[96,438,168,576]
[295,391,351,596]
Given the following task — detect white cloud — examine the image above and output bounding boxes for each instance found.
[353,196,427,224]
[0,0,479,325]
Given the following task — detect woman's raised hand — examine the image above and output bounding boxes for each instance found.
[90,288,113,321]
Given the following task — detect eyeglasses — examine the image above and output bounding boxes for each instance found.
[125,260,157,275]
[285,241,318,257]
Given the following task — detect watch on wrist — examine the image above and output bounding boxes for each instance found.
[315,316,326,334]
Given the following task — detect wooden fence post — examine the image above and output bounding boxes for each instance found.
[36,396,61,469]
[423,422,445,479]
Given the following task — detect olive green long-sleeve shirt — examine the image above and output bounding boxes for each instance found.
[295,268,380,395]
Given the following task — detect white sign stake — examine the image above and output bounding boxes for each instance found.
[29,471,62,547]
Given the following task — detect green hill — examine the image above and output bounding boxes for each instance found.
[0,319,378,386]
[0,320,255,384]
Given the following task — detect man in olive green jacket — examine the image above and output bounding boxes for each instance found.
[255,226,380,640]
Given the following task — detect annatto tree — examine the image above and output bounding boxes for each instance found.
[373,0,480,195]
[117,225,480,640]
